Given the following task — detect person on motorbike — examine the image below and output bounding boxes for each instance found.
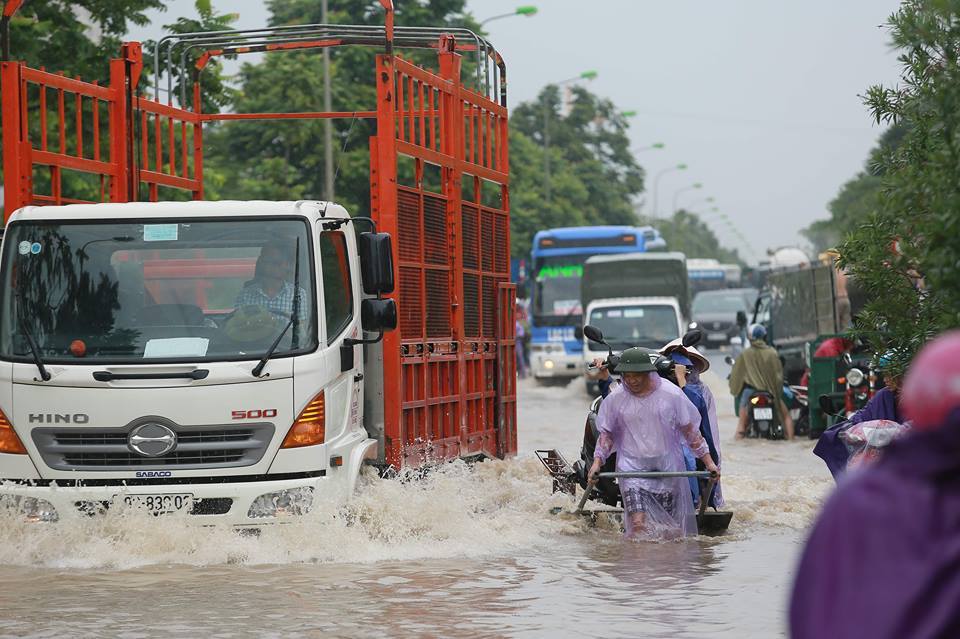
[587,347,720,540]
[790,332,960,639]
[729,324,795,440]
[813,351,904,479]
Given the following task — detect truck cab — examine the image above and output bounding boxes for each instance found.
[581,296,683,395]
[579,252,689,395]
[0,200,398,524]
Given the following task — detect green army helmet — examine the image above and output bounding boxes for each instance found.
[615,347,658,373]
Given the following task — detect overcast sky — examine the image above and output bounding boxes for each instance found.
[127,0,903,263]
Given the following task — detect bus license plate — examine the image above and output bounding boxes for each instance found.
[753,407,774,421]
[119,494,193,514]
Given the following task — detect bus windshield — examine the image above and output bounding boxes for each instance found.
[0,218,316,363]
[532,258,583,326]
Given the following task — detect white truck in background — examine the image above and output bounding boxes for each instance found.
[579,252,689,395]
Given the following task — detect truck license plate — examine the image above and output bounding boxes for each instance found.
[753,407,774,420]
[118,493,193,514]
[708,332,727,341]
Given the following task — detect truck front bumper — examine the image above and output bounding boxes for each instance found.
[0,471,355,527]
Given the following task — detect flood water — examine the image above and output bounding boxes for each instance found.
[0,355,833,638]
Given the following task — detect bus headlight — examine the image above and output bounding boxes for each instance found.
[247,487,314,519]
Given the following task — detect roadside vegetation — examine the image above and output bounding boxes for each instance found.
[804,0,960,376]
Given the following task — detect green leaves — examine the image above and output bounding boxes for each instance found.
[834,0,960,374]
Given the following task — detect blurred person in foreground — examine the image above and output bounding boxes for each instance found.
[790,332,960,639]
[588,348,719,540]
[813,352,904,479]
[729,324,795,440]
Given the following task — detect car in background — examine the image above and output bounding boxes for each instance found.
[691,287,758,348]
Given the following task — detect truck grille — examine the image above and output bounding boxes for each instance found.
[32,423,275,471]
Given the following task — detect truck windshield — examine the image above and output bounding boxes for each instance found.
[0,218,316,363]
[586,305,679,350]
[692,292,749,315]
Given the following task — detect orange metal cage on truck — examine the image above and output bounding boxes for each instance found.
[0,1,517,470]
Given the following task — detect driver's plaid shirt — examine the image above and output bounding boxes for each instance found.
[234,281,308,321]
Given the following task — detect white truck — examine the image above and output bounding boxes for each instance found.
[0,10,517,526]
[0,201,397,524]
[579,253,689,395]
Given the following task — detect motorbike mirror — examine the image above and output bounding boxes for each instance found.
[724,355,735,366]
[842,352,853,367]
[818,394,839,417]
[574,326,584,341]
[736,310,748,327]
[681,327,702,348]
[583,325,606,345]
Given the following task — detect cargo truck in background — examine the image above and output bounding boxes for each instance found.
[0,3,517,525]
[751,263,847,384]
[579,252,688,395]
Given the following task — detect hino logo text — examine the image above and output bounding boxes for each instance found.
[29,413,90,424]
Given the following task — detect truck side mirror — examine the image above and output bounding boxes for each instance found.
[357,232,395,295]
[736,310,747,327]
[361,298,397,332]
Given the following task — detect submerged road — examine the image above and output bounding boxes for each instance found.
[0,348,832,638]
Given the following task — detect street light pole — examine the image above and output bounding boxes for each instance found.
[322,0,334,202]
[651,163,687,218]
[543,70,597,203]
[634,142,665,153]
[480,5,538,26]
[672,182,703,214]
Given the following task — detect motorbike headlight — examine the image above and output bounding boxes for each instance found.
[847,368,865,387]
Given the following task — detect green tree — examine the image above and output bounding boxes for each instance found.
[203,0,481,215]
[4,0,163,81]
[836,0,960,378]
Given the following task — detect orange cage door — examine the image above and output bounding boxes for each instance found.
[371,45,513,470]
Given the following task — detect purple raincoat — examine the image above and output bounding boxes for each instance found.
[790,410,960,639]
[686,369,724,507]
[595,373,709,539]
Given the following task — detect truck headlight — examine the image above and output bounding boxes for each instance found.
[543,359,555,370]
[247,487,314,519]
[0,495,59,523]
[847,368,865,387]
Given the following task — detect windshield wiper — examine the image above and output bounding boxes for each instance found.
[18,316,51,381]
[252,238,301,378]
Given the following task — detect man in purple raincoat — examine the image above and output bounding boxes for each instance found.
[790,332,960,639]
[588,347,719,540]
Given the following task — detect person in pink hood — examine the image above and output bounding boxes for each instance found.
[790,331,960,639]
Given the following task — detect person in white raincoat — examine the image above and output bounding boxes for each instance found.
[588,347,719,540]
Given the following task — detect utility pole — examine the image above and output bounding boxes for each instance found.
[322,0,334,202]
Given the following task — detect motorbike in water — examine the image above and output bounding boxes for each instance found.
[536,325,733,535]
[724,354,787,440]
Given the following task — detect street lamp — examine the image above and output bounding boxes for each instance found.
[480,5,539,26]
[672,182,703,213]
[543,70,598,202]
[651,163,687,217]
[634,142,665,152]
